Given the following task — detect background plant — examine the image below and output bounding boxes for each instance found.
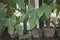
[0,0,60,39]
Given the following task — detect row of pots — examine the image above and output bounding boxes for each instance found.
[43,27,60,37]
[0,27,60,39]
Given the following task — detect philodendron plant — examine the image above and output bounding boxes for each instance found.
[0,3,24,39]
[25,3,53,30]
[0,0,54,39]
[0,3,23,38]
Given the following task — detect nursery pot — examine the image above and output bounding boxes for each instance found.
[43,27,55,37]
[56,27,60,37]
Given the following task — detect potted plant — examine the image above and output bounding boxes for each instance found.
[55,19,60,37]
[55,0,60,37]
[0,2,23,40]
[42,14,56,37]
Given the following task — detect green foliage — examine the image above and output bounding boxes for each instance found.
[26,5,39,30]
[22,3,53,29]
[38,3,52,19]
[0,0,24,37]
[0,0,3,3]
[56,0,60,16]
[8,15,16,36]
[0,3,7,32]
[0,3,7,18]
[15,24,23,36]
[0,0,60,37]
[25,5,34,29]
[56,8,60,16]
[29,12,39,30]
[17,0,25,10]
[26,4,52,29]
[8,0,17,8]
[43,0,53,5]
[8,15,16,27]
[57,19,60,27]
[56,0,60,5]
[45,18,50,26]
[0,18,8,31]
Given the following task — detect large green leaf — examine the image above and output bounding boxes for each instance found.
[0,3,7,18]
[29,17,39,30]
[8,0,17,8]
[28,10,39,30]
[29,16,36,30]
[28,4,52,29]
[38,4,52,19]
[8,15,16,36]
[37,8,44,18]
[8,15,16,26]
[17,0,25,10]
[45,5,52,19]
[0,18,8,31]
[8,25,14,36]
[0,24,5,32]
[26,5,43,30]
[1,18,8,27]
[0,24,3,31]
[26,5,36,19]
[27,5,36,30]
[15,24,23,36]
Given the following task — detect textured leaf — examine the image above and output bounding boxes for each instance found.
[8,0,17,8]
[26,5,43,30]
[0,3,7,18]
[38,4,52,19]
[37,8,44,18]
[28,10,36,30]
[17,0,25,10]
[43,0,53,5]
[8,15,16,35]
[0,24,3,31]
[28,10,39,30]
[8,25,14,36]
[1,18,9,27]
[8,15,16,27]
[29,17,36,30]
[45,5,52,19]
[15,24,23,35]
[27,5,35,19]
[0,18,8,31]
[28,4,52,29]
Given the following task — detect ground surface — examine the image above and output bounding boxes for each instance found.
[0,36,60,40]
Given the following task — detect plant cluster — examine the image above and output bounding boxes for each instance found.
[0,0,60,38]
